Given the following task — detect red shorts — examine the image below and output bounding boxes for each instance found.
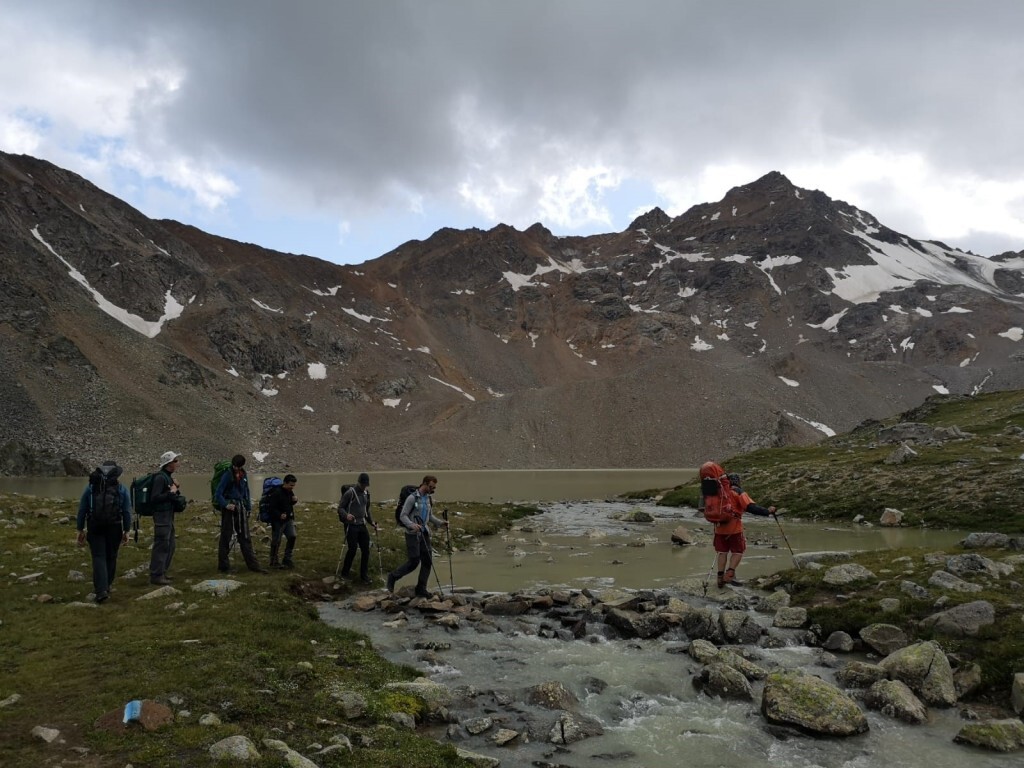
[714,532,746,554]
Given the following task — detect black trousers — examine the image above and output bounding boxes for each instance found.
[218,509,260,571]
[87,523,123,596]
[341,525,371,579]
[389,530,433,590]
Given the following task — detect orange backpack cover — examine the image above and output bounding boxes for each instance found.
[699,461,738,524]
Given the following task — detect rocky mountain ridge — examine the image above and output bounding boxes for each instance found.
[1,151,1022,475]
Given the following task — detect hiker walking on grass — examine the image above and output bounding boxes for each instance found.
[699,461,779,588]
[339,472,378,584]
[76,461,132,603]
[267,474,298,568]
[386,475,447,597]
[215,454,267,574]
[148,451,186,586]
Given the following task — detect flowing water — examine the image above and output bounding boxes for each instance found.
[320,502,1015,768]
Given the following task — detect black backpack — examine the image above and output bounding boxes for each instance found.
[395,484,418,527]
[88,469,123,527]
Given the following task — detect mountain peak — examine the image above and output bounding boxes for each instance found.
[628,206,671,232]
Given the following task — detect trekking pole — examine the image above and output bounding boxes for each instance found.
[773,513,800,569]
[418,527,445,598]
[442,508,454,595]
[701,550,718,597]
[370,525,384,580]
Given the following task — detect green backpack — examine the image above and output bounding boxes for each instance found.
[130,473,160,517]
[210,459,232,508]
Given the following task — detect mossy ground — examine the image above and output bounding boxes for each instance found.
[0,493,537,768]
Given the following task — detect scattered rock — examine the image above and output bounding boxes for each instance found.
[209,735,261,761]
[920,600,995,637]
[191,579,244,596]
[30,725,60,743]
[761,670,869,736]
[953,719,1024,752]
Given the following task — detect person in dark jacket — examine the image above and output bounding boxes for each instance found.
[148,451,185,585]
[215,454,267,574]
[339,472,378,583]
[267,474,298,568]
[76,460,133,603]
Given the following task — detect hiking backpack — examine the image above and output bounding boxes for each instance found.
[130,472,160,517]
[258,477,283,523]
[88,469,123,527]
[395,484,418,527]
[210,459,233,507]
[698,461,737,524]
[338,483,355,524]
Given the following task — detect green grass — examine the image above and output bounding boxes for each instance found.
[0,493,534,767]
[656,389,1024,532]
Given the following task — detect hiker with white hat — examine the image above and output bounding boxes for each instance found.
[148,451,185,585]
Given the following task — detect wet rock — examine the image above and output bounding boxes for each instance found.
[859,623,908,655]
[863,679,928,724]
[482,595,531,616]
[606,608,668,639]
[679,606,722,642]
[953,719,1024,752]
[548,711,604,744]
[879,506,905,524]
[919,600,995,637]
[835,660,887,689]
[209,735,260,761]
[484,727,517,747]
[464,716,494,735]
[753,589,791,612]
[879,641,956,707]
[351,595,377,611]
[761,670,869,736]
[670,526,696,545]
[719,610,763,644]
[822,631,854,652]
[693,662,754,700]
[772,607,807,628]
[528,681,579,711]
[455,747,501,767]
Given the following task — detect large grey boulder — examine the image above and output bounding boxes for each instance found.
[927,570,982,593]
[919,600,995,637]
[527,681,579,712]
[548,711,604,744]
[822,631,855,653]
[953,719,1024,752]
[835,660,887,689]
[760,671,869,736]
[718,609,763,644]
[945,553,1012,578]
[859,623,908,656]
[878,641,956,707]
[772,607,807,628]
[605,608,668,639]
[693,662,754,701]
[863,679,928,724]
[209,735,261,761]
[960,532,1011,549]
[384,678,453,715]
[823,563,877,586]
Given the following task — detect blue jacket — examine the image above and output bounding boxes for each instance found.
[76,483,132,531]
[216,468,251,512]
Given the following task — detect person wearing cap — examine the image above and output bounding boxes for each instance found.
[338,472,378,583]
[76,461,133,603]
[267,473,298,568]
[148,451,184,585]
[214,454,267,574]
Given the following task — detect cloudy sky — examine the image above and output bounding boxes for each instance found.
[2,1,1023,265]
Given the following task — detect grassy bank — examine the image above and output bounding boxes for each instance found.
[0,492,538,768]
[654,389,1024,532]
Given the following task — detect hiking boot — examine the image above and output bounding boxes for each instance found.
[282,560,294,569]
[150,576,171,586]
[359,577,372,585]
[249,564,269,574]
[414,588,432,598]
[95,591,110,604]
[716,572,725,589]
[725,568,744,586]
[386,574,396,593]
